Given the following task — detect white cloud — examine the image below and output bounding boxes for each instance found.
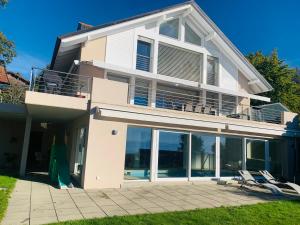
[6,52,48,79]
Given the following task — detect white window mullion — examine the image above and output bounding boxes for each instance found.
[188,132,192,180]
[150,129,159,182]
[242,138,247,170]
[152,39,159,74]
[216,136,220,178]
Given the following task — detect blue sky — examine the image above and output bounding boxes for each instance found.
[1,0,300,78]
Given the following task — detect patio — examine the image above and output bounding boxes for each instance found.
[1,176,297,225]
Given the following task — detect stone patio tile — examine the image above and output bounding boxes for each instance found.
[145,207,166,213]
[30,216,58,225]
[100,205,123,211]
[118,203,143,210]
[162,205,184,212]
[56,207,81,216]
[78,206,104,214]
[57,214,83,222]
[126,208,148,215]
[53,202,77,209]
[1,217,30,225]
[94,199,117,206]
[30,209,57,218]
[82,211,107,219]
[104,209,128,216]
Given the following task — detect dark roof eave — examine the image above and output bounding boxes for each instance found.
[50,37,62,70]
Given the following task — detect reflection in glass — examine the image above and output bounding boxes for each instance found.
[124,127,152,180]
[220,136,242,176]
[246,139,265,171]
[269,139,284,177]
[191,133,216,177]
[158,131,189,178]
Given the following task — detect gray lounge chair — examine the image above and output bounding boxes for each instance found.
[259,170,300,195]
[238,170,283,195]
[185,102,193,112]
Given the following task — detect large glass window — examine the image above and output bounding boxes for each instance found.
[158,131,189,178]
[185,23,202,46]
[159,18,179,39]
[221,95,236,116]
[191,133,216,177]
[220,136,243,177]
[246,139,265,171]
[136,40,152,72]
[124,127,152,180]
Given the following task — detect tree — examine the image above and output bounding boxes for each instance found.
[246,50,300,113]
[0,0,15,66]
[0,32,16,66]
[0,83,27,104]
[0,0,8,7]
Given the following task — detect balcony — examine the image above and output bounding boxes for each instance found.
[130,84,285,124]
[30,68,92,98]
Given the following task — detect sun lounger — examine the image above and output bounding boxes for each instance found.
[259,170,300,195]
[238,170,283,195]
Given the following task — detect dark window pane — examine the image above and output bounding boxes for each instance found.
[220,136,242,177]
[191,133,216,177]
[158,131,189,178]
[124,127,152,180]
[136,40,152,72]
[246,139,265,171]
[185,23,201,46]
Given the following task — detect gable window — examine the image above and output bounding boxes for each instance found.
[136,39,152,72]
[159,18,179,39]
[185,23,202,46]
[207,56,218,86]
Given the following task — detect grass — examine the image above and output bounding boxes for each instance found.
[0,175,17,222]
[49,200,300,225]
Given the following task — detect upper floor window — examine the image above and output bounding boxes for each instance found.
[159,18,179,39]
[184,23,202,46]
[136,39,152,72]
[107,73,129,84]
[207,56,218,86]
[134,79,150,106]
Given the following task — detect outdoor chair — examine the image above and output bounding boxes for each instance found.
[185,102,194,112]
[194,103,203,113]
[238,170,283,195]
[259,170,300,195]
[203,106,210,114]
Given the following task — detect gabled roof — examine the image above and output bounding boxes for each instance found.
[50,0,273,93]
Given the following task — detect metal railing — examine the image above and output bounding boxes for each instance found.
[30,68,92,99]
[129,85,283,124]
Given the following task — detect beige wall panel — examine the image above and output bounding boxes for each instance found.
[82,118,127,189]
[80,37,107,62]
[91,78,128,105]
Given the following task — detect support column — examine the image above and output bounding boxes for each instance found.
[265,140,270,171]
[19,116,32,177]
[215,136,220,178]
[242,138,247,170]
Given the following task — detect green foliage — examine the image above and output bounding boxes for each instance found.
[0,83,27,104]
[0,175,16,222]
[49,200,300,225]
[0,0,8,7]
[0,32,16,66]
[247,50,300,113]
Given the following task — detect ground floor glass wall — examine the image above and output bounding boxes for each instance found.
[124,126,286,181]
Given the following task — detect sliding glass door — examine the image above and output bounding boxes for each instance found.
[191,133,216,177]
[246,139,266,171]
[157,131,189,178]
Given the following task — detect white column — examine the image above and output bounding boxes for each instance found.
[152,40,159,74]
[265,140,270,171]
[19,116,32,177]
[150,80,157,108]
[188,132,192,180]
[202,53,207,84]
[242,138,247,170]
[150,129,159,182]
[215,136,220,178]
[129,77,135,105]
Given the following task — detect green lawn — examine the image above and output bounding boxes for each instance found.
[49,200,300,225]
[0,175,16,221]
